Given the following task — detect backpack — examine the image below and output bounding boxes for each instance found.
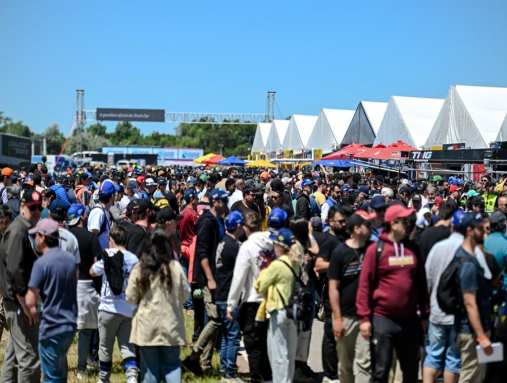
[276,259,314,330]
[309,195,321,217]
[104,250,125,296]
[437,255,467,315]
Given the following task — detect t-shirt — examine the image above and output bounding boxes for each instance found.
[70,226,104,280]
[317,232,342,311]
[215,233,241,302]
[231,200,261,218]
[456,246,491,333]
[484,231,507,289]
[87,204,111,250]
[328,242,367,318]
[91,248,139,317]
[58,227,81,265]
[417,225,451,262]
[28,247,77,340]
[125,223,149,256]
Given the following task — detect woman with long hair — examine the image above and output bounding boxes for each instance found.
[126,230,190,383]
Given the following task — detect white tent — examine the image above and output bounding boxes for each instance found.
[250,122,272,153]
[282,114,318,151]
[265,119,290,153]
[500,113,507,142]
[306,108,354,151]
[341,101,388,145]
[425,85,507,149]
[374,96,444,148]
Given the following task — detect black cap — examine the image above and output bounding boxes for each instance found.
[156,207,179,224]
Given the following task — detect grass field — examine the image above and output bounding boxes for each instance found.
[0,310,222,383]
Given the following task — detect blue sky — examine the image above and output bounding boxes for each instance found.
[1,0,507,135]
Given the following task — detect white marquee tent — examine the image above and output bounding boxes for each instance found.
[282,114,318,151]
[306,108,354,151]
[264,119,290,154]
[374,96,444,148]
[341,101,388,145]
[425,85,507,149]
[251,122,272,153]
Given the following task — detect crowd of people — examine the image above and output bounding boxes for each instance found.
[0,162,506,383]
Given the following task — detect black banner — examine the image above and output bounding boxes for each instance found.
[96,108,165,122]
[1,134,31,160]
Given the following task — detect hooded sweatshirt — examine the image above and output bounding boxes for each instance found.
[227,231,274,310]
[356,232,429,322]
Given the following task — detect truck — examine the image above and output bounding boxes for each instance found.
[0,133,32,168]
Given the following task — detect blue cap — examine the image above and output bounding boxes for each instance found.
[209,189,229,202]
[183,188,197,203]
[269,228,295,248]
[370,195,387,210]
[126,180,137,190]
[358,185,370,195]
[68,203,86,226]
[452,209,483,232]
[99,179,116,197]
[153,190,165,200]
[302,179,314,187]
[342,184,352,193]
[452,209,465,226]
[268,207,288,229]
[225,211,244,231]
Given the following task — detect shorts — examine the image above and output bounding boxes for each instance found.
[424,322,461,374]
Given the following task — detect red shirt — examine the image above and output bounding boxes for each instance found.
[179,206,197,246]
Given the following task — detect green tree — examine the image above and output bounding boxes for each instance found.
[86,123,108,137]
[43,123,65,154]
[0,120,33,137]
[110,121,142,145]
[64,129,111,154]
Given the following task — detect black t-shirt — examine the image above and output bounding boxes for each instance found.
[70,226,103,280]
[328,242,368,318]
[125,223,149,257]
[316,232,342,311]
[215,234,241,302]
[417,225,451,262]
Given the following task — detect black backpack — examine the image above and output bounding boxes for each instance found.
[276,259,314,330]
[437,255,467,315]
[104,250,125,296]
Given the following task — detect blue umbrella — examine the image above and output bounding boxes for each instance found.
[219,156,246,166]
[314,159,353,168]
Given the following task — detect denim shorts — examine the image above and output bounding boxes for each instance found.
[424,322,461,374]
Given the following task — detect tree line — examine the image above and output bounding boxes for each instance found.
[0,112,256,156]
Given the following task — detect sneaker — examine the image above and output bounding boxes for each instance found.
[182,353,203,376]
[126,376,138,383]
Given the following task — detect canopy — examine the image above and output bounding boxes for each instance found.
[202,154,224,165]
[306,108,354,151]
[194,153,218,164]
[218,156,246,166]
[388,140,417,151]
[282,114,318,150]
[341,101,388,146]
[322,143,366,159]
[314,159,354,168]
[374,96,445,148]
[251,122,272,153]
[246,159,277,169]
[425,85,507,149]
[353,144,386,159]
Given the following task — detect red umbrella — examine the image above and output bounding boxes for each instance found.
[322,144,365,159]
[387,140,417,152]
[353,144,386,159]
[202,154,225,165]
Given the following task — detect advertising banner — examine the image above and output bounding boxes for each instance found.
[96,108,165,122]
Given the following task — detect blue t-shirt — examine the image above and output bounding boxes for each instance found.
[484,232,507,290]
[456,246,491,333]
[28,248,77,340]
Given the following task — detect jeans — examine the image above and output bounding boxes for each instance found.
[217,302,241,378]
[139,346,181,383]
[39,331,75,383]
[267,309,297,383]
[322,314,338,380]
[239,302,272,383]
[371,315,421,383]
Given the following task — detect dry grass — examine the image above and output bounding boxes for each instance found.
[0,311,221,382]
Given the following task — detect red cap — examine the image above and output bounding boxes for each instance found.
[355,209,377,221]
[136,175,145,185]
[384,204,415,223]
[434,196,443,207]
[449,184,459,193]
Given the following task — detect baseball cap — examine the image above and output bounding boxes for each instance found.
[145,178,157,187]
[1,167,13,177]
[156,207,179,223]
[381,187,394,198]
[21,190,42,208]
[268,207,288,229]
[399,184,413,195]
[127,199,150,216]
[67,203,86,226]
[225,211,244,231]
[310,216,323,230]
[99,180,117,197]
[467,189,479,198]
[370,195,387,210]
[302,179,314,187]
[346,213,371,233]
[126,179,137,190]
[489,211,506,226]
[358,185,370,195]
[449,184,459,193]
[269,228,295,249]
[384,204,415,223]
[136,175,145,185]
[29,218,59,236]
[209,189,229,203]
[183,188,197,203]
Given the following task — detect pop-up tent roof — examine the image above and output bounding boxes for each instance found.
[251,122,272,153]
[425,85,507,149]
[374,96,444,148]
[306,108,354,151]
[282,114,318,151]
[265,119,290,153]
[341,101,388,146]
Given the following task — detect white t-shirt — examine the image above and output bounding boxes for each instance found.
[58,227,81,265]
[91,248,139,317]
